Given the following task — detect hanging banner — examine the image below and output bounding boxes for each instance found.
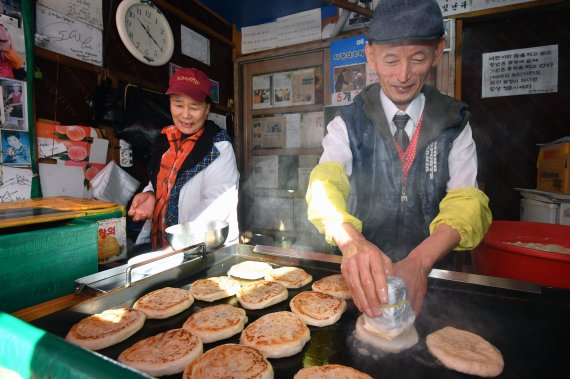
[330,35,369,105]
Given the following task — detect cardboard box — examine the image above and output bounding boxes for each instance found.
[536,142,570,195]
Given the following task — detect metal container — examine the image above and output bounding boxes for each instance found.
[165,220,229,252]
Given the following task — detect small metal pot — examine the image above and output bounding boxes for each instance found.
[165,220,229,252]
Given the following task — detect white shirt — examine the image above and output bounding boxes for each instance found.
[320,89,478,191]
[136,140,240,245]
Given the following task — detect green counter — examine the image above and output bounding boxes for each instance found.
[0,312,150,378]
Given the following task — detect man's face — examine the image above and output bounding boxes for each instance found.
[169,93,210,135]
[365,39,444,110]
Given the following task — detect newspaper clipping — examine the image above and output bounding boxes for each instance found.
[292,68,315,105]
[253,116,286,149]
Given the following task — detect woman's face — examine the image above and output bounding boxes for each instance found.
[170,93,210,135]
[7,135,20,148]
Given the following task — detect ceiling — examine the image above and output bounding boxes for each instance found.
[198,0,337,28]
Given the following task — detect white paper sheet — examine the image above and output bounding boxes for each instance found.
[285,113,301,148]
[39,162,87,198]
[241,22,277,54]
[482,45,558,98]
[276,8,321,48]
[35,4,103,66]
[38,0,103,29]
[252,155,278,189]
[181,25,210,65]
[0,165,32,202]
[208,113,227,130]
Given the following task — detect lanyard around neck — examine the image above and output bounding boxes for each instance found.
[393,112,424,201]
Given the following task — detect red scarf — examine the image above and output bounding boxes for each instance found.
[151,126,204,248]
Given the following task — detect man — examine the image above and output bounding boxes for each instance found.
[306,0,491,318]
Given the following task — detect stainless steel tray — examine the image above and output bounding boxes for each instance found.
[33,244,570,379]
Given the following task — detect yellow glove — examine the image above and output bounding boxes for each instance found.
[306,162,362,245]
[430,186,492,251]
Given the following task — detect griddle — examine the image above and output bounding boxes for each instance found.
[32,244,570,378]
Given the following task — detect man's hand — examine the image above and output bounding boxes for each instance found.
[128,192,156,222]
[335,223,393,318]
[393,255,429,315]
[394,223,462,315]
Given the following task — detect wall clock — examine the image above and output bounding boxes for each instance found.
[115,0,174,66]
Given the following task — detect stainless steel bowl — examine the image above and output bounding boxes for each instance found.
[165,220,229,252]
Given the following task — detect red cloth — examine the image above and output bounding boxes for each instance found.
[151,126,204,248]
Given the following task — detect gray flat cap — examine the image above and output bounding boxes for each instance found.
[367,0,444,44]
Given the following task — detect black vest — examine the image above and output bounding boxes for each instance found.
[341,84,470,261]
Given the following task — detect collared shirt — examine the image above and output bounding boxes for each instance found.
[320,88,478,191]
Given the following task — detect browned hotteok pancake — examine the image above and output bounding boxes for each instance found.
[294,364,373,379]
[426,326,504,377]
[236,280,288,310]
[264,266,313,288]
[290,291,347,327]
[240,311,310,358]
[133,287,193,319]
[183,344,273,379]
[190,276,241,302]
[312,274,352,299]
[65,308,146,350]
[118,328,202,377]
[182,304,248,343]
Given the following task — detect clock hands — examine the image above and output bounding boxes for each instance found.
[137,17,162,51]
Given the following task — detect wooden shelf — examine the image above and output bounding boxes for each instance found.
[252,103,324,116]
[252,148,322,156]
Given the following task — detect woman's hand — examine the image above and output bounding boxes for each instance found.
[128,192,156,222]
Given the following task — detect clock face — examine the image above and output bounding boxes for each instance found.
[116,0,174,66]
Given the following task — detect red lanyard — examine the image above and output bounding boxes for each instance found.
[393,112,424,201]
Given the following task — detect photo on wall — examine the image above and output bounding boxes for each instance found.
[0,1,26,80]
[0,77,26,131]
[1,129,30,166]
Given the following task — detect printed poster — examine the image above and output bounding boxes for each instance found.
[330,35,371,105]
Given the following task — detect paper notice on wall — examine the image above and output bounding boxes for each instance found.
[241,22,277,54]
[181,25,210,66]
[35,4,103,66]
[252,155,278,189]
[276,8,321,48]
[208,112,227,130]
[285,113,301,148]
[252,74,272,109]
[300,111,325,148]
[253,116,285,149]
[482,45,558,98]
[273,72,293,107]
[0,165,32,202]
[292,68,315,105]
[38,0,103,29]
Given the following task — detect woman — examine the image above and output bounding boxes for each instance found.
[128,68,239,250]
